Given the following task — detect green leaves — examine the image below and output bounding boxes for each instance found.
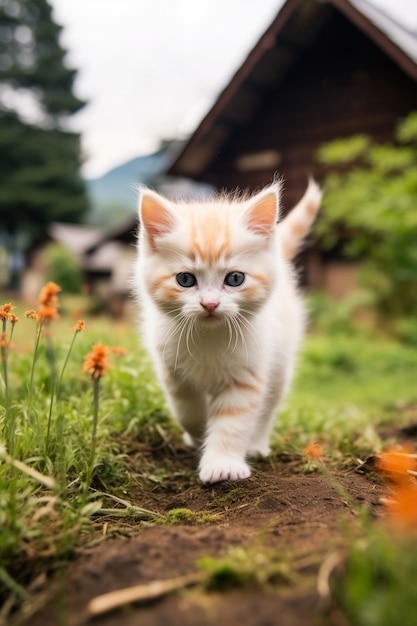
[317,134,371,165]
[316,113,417,319]
[0,0,88,249]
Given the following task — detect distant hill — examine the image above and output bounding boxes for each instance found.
[85,147,170,225]
[84,141,212,227]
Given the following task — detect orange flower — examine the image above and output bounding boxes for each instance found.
[37,282,61,324]
[37,305,59,324]
[73,320,85,332]
[38,282,61,307]
[304,441,323,461]
[25,310,39,322]
[376,446,417,485]
[0,303,12,320]
[9,313,18,325]
[383,484,417,530]
[83,343,110,380]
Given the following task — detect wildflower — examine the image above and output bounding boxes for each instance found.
[0,303,12,320]
[73,320,85,332]
[304,441,323,461]
[83,343,110,380]
[38,282,61,307]
[38,305,59,324]
[10,314,18,325]
[376,446,417,485]
[377,445,417,531]
[37,282,61,324]
[82,341,126,496]
[25,310,38,321]
[382,484,417,530]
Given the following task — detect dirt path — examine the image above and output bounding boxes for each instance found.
[18,445,383,626]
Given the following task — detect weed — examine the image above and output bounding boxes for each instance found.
[0,286,158,611]
[198,547,290,590]
[160,508,217,525]
[305,440,417,625]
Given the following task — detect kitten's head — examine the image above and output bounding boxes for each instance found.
[137,184,282,326]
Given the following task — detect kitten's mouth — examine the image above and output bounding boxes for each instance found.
[200,311,221,323]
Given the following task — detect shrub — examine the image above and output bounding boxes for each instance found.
[45,243,83,293]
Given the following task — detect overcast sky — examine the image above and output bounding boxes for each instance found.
[49,0,417,179]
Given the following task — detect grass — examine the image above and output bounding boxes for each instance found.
[1,286,417,623]
[0,290,168,610]
[276,331,417,457]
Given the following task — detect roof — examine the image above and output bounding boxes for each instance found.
[167,0,417,180]
[48,223,103,258]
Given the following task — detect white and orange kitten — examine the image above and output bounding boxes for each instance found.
[134,180,322,483]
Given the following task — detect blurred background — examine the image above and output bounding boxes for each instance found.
[0,0,416,337]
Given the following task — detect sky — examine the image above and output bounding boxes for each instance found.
[49,0,417,179]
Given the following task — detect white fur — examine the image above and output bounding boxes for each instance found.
[134,184,312,483]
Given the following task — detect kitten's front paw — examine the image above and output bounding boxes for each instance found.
[199,459,251,484]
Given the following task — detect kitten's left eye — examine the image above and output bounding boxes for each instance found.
[176,272,197,288]
[224,271,245,287]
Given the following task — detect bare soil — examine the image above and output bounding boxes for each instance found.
[11,437,391,626]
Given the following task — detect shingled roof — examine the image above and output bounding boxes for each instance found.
[167,0,417,182]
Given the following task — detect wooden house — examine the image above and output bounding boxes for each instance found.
[167,0,417,295]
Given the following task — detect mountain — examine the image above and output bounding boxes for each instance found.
[84,141,212,227]
[85,147,171,225]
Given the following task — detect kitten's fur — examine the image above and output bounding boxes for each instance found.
[135,180,322,483]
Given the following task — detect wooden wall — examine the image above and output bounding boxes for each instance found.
[203,9,416,213]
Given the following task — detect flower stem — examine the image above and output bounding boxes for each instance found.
[46,329,80,459]
[29,321,43,400]
[85,377,100,495]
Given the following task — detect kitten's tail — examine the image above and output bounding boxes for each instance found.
[278,179,322,261]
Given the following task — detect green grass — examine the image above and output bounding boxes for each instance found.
[0,301,168,607]
[1,291,417,622]
[276,332,417,457]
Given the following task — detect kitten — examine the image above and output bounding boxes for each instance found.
[134,179,322,483]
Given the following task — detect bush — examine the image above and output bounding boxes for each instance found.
[316,112,417,321]
[44,243,83,293]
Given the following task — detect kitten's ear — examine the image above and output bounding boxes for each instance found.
[244,183,280,237]
[138,188,178,249]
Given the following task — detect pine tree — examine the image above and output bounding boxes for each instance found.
[0,0,88,254]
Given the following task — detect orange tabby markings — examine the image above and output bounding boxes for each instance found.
[149,274,173,295]
[211,405,243,419]
[190,211,231,265]
[249,273,271,289]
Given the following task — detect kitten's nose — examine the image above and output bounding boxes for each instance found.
[201,301,219,313]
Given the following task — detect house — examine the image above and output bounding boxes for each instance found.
[167,0,417,296]
[21,221,138,317]
[21,223,103,304]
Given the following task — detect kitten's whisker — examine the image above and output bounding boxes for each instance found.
[236,312,260,347]
[172,315,191,373]
[226,314,248,364]
[161,314,186,362]
[224,317,238,357]
[185,318,197,359]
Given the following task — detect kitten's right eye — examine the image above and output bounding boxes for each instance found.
[176,272,197,288]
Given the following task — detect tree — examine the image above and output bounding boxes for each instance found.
[0,0,88,252]
[316,112,417,322]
